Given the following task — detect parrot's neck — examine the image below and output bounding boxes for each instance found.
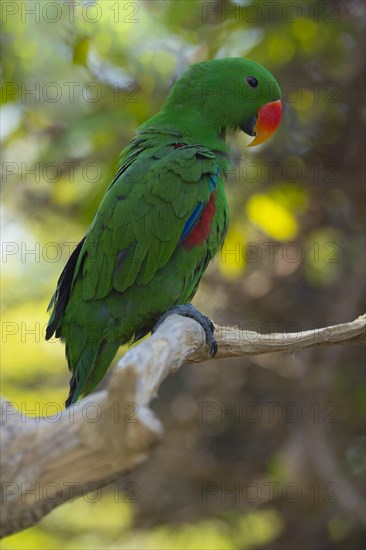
[140,107,231,153]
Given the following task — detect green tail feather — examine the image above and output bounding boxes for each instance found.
[65,340,120,407]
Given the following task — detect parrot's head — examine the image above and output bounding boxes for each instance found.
[163,58,282,147]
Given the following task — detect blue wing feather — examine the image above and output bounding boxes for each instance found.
[180,201,205,242]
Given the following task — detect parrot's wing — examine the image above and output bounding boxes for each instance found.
[46,143,219,338]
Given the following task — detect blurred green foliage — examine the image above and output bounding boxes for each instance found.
[1,1,365,549]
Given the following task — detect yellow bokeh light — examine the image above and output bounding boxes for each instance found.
[292,19,317,42]
[292,89,314,112]
[246,193,298,240]
[12,40,37,59]
[219,224,246,279]
[268,36,295,65]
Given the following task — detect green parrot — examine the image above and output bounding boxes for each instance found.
[46,58,282,407]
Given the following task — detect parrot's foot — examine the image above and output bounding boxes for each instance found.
[153,304,218,356]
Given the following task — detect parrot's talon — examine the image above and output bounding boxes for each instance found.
[153,304,218,356]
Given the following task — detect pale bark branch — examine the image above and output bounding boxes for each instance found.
[1,313,365,537]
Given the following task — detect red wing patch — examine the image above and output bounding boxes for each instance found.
[183,192,216,249]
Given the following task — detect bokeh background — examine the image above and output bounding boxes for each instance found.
[1,0,365,548]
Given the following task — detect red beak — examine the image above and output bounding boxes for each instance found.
[248,99,282,147]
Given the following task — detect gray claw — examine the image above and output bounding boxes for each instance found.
[153,304,218,356]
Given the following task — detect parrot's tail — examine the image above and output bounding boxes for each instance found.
[65,340,120,407]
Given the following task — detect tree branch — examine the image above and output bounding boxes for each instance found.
[1,314,365,537]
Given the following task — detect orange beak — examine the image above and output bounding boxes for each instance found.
[248,99,282,147]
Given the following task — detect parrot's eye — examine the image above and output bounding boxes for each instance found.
[247,76,258,88]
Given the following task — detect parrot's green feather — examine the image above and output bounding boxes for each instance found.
[46,58,281,406]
